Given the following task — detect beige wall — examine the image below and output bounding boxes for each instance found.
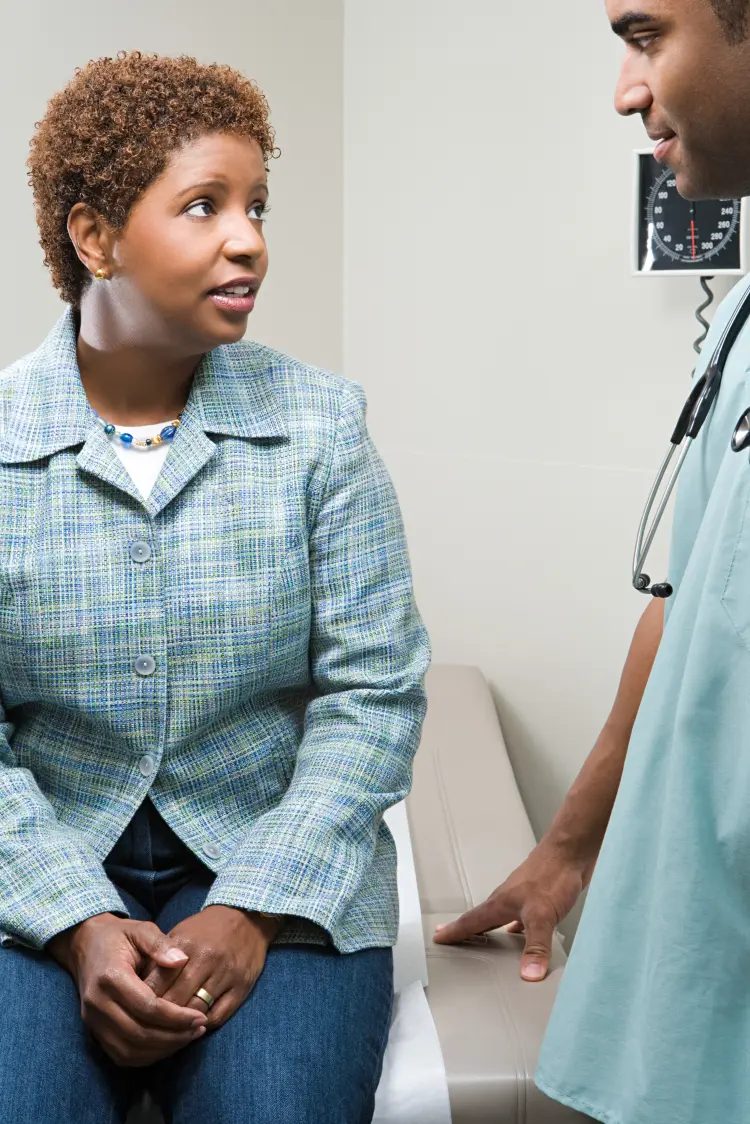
[343,0,737,936]
[0,0,343,372]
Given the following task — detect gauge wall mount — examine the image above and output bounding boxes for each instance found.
[634,150,746,276]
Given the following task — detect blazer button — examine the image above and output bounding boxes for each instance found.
[139,755,156,777]
[129,541,152,563]
[135,654,157,677]
[203,842,222,861]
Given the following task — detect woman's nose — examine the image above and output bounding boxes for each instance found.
[223,215,266,261]
[614,62,652,117]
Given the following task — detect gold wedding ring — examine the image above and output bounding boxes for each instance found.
[194,987,215,1010]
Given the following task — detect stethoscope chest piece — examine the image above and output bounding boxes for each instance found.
[732,409,750,454]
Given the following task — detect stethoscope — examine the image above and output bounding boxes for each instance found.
[633,287,750,599]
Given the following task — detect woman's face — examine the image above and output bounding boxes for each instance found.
[101,132,270,352]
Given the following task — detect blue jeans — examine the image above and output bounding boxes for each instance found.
[0,800,393,1124]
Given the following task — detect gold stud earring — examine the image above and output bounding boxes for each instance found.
[94,268,108,280]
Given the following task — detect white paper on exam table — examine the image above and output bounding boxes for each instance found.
[379,803,452,1124]
[383,801,428,992]
[373,981,453,1124]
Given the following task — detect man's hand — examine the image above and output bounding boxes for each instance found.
[142,905,279,1031]
[434,601,663,982]
[432,842,590,981]
[47,913,208,1067]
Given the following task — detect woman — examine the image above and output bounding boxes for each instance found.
[0,52,430,1124]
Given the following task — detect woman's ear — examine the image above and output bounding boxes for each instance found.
[67,203,114,279]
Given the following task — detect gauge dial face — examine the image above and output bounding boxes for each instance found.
[637,154,742,273]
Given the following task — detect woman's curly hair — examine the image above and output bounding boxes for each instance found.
[28,51,278,307]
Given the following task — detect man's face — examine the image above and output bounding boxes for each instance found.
[608,0,750,198]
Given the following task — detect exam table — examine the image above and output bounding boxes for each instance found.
[130,664,587,1123]
[411,664,587,1122]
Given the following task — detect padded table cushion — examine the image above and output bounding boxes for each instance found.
[410,664,589,1123]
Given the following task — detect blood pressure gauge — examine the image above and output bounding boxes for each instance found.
[633,150,747,276]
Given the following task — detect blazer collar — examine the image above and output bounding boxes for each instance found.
[0,308,287,465]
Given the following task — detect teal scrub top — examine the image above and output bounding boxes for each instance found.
[536,272,750,1124]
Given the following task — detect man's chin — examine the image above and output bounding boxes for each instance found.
[673,169,704,201]
[673,152,750,200]
[661,148,699,199]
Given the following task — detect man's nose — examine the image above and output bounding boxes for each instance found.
[614,60,652,117]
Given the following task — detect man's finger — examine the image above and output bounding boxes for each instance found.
[433,897,515,944]
[519,915,555,982]
[504,920,525,934]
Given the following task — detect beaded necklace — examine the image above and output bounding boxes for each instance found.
[93,411,183,449]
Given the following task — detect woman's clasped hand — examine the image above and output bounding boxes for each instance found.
[48,906,279,1068]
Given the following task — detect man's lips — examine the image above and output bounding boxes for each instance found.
[647,129,677,162]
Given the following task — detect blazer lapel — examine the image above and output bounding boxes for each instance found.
[144,411,217,518]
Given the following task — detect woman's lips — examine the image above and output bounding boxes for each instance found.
[208,292,256,314]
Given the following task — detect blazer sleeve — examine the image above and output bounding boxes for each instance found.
[203,381,431,935]
[0,702,129,948]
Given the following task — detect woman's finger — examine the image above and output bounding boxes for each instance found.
[96,1025,206,1069]
[98,965,207,1031]
[187,966,266,1032]
[92,999,206,1050]
[126,921,189,971]
[198,986,245,1032]
[142,963,184,998]
[163,962,232,1014]
[186,990,217,1015]
[88,1000,206,1067]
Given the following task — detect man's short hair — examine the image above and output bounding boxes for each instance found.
[710,0,750,42]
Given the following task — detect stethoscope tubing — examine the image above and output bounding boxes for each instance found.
[632,438,693,589]
[631,287,750,597]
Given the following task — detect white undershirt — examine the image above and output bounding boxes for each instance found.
[108,421,174,500]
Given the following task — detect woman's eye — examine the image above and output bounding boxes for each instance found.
[185,200,214,218]
[183,200,269,221]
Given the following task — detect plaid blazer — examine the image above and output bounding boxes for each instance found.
[0,310,430,951]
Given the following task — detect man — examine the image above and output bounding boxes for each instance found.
[434,3,750,1122]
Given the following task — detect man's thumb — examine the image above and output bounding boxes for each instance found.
[520,920,553,982]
